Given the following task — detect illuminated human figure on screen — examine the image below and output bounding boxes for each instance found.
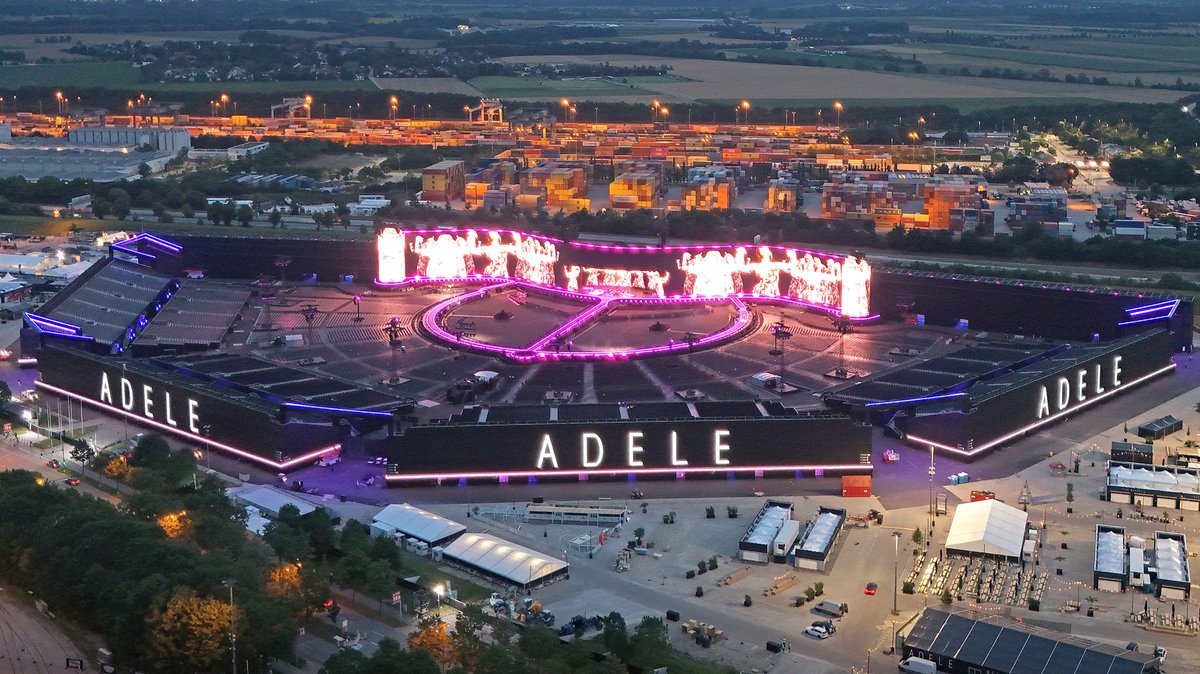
[563,264,582,292]
[645,270,670,298]
[376,227,406,283]
[746,246,783,296]
[411,232,476,278]
[680,250,742,296]
[513,236,558,286]
[479,230,512,277]
[785,251,841,307]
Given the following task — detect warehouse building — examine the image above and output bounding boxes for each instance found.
[421,159,466,203]
[903,607,1162,674]
[68,126,191,153]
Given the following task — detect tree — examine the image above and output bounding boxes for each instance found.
[941,588,953,605]
[138,162,152,178]
[408,613,454,667]
[450,604,487,670]
[912,527,923,545]
[91,196,111,219]
[629,615,669,662]
[146,589,232,673]
[236,204,254,227]
[69,440,95,475]
[1066,482,1075,505]
[517,625,559,661]
[601,611,629,659]
[263,517,311,563]
[130,433,171,468]
[268,210,282,228]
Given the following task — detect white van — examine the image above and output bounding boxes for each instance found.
[813,599,845,617]
[898,656,938,674]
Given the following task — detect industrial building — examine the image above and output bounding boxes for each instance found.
[67,126,191,153]
[421,159,466,203]
[0,142,173,181]
[902,607,1163,674]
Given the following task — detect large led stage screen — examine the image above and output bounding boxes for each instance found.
[376,227,872,318]
[384,414,872,482]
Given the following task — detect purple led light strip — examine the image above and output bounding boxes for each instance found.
[525,297,613,352]
[1124,299,1178,316]
[419,284,753,361]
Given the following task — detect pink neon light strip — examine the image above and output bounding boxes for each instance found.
[905,362,1177,456]
[35,380,339,470]
[420,286,752,361]
[385,462,873,481]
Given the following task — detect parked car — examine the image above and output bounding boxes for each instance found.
[864,582,878,595]
[803,625,830,639]
[811,620,836,634]
[65,478,81,486]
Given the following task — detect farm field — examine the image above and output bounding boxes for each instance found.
[0,62,140,88]
[493,54,1188,106]
[467,75,651,98]
[371,77,482,96]
[0,30,327,62]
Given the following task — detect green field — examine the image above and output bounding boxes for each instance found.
[933,44,1187,74]
[468,75,650,98]
[0,62,140,89]
[146,79,379,94]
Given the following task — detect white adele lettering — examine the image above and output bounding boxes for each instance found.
[626,431,644,467]
[713,430,731,466]
[581,433,604,468]
[669,431,688,466]
[536,434,559,469]
[1036,355,1127,419]
[164,392,178,426]
[120,378,134,411]
[98,372,200,431]
[532,429,736,470]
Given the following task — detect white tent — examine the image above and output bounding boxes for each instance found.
[441,532,568,589]
[232,485,318,519]
[946,499,1029,559]
[371,503,466,547]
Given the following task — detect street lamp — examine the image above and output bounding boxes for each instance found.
[433,583,444,608]
[651,99,661,123]
[220,93,229,116]
[834,101,843,127]
[892,531,902,615]
[55,90,63,114]
[390,95,399,120]
[659,106,668,125]
[222,579,236,674]
[741,100,750,124]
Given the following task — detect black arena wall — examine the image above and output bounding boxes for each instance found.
[901,329,1176,454]
[386,414,872,478]
[153,235,378,282]
[873,270,1193,351]
[36,345,340,461]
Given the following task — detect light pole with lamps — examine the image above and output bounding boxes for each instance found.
[834,100,843,127]
[222,579,236,674]
[433,583,444,610]
[928,444,935,543]
[892,531,902,615]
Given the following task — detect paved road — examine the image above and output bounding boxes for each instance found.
[0,585,87,674]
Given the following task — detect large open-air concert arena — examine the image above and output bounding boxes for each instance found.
[20,229,1193,488]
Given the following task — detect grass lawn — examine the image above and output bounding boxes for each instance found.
[396,548,492,603]
[0,62,141,89]
[468,75,648,98]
